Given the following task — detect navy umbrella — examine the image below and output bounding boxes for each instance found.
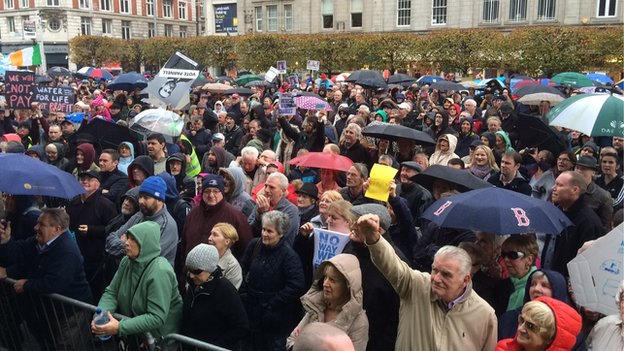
[416,75,444,85]
[0,153,85,199]
[411,165,493,193]
[357,77,388,90]
[107,72,148,92]
[422,187,573,235]
[388,73,416,84]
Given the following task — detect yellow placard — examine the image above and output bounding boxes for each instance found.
[365,163,398,202]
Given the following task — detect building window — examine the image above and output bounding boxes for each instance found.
[80,17,92,35]
[5,0,14,8]
[120,0,130,13]
[20,0,28,8]
[100,0,112,11]
[267,5,278,31]
[148,22,155,37]
[199,1,204,18]
[597,0,617,17]
[178,1,187,19]
[7,17,15,33]
[164,24,173,36]
[432,0,447,24]
[351,0,362,27]
[254,6,262,32]
[46,0,59,5]
[537,0,555,20]
[397,0,411,26]
[48,18,61,31]
[146,0,154,16]
[102,19,112,34]
[482,0,499,22]
[509,0,527,21]
[121,20,131,39]
[79,0,90,9]
[179,26,187,37]
[284,4,293,31]
[163,1,172,18]
[322,0,334,29]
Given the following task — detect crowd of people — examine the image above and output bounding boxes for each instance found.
[0,71,623,351]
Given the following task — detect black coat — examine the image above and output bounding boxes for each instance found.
[182,268,249,350]
[340,139,372,169]
[99,168,130,205]
[224,125,244,156]
[488,172,532,196]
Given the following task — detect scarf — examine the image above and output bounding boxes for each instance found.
[470,164,492,180]
[507,266,537,311]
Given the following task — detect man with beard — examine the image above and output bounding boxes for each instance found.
[146,133,168,175]
[104,176,178,267]
[166,153,196,198]
[340,123,372,168]
[201,145,234,174]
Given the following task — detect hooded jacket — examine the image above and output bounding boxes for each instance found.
[72,143,99,176]
[495,296,582,351]
[165,152,195,198]
[496,130,515,153]
[428,134,460,166]
[455,117,479,158]
[25,144,45,160]
[118,141,135,175]
[201,146,234,174]
[127,155,155,188]
[99,221,183,338]
[287,254,369,351]
[158,173,191,239]
[46,142,72,172]
[219,167,256,222]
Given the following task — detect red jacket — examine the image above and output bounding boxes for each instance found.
[496,296,581,351]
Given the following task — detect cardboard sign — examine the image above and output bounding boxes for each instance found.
[306,60,320,71]
[4,71,35,109]
[277,60,287,74]
[278,93,297,116]
[265,66,279,83]
[33,86,75,113]
[365,163,399,202]
[312,228,350,270]
[145,52,201,110]
[568,223,624,316]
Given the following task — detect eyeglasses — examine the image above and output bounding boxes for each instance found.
[501,251,525,260]
[187,268,203,275]
[518,315,544,334]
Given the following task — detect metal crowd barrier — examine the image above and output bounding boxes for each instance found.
[0,277,229,351]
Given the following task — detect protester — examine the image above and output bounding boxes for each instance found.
[207,223,243,289]
[252,172,300,245]
[499,235,539,312]
[98,148,130,205]
[117,141,135,175]
[586,280,624,351]
[595,151,624,210]
[468,145,499,181]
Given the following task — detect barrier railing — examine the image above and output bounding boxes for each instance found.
[0,277,229,351]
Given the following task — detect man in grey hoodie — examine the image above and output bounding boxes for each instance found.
[219,166,256,224]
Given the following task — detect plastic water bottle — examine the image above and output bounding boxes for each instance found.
[93,307,111,341]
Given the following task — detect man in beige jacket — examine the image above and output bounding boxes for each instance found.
[355,213,497,351]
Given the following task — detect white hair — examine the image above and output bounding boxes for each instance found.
[434,245,472,276]
[464,99,477,107]
[267,172,288,190]
[346,123,362,138]
[240,146,259,159]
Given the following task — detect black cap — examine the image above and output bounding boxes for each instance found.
[401,161,423,173]
[78,170,101,182]
[296,183,319,200]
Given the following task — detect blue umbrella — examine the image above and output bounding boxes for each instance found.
[586,73,614,85]
[64,112,84,124]
[416,75,444,85]
[0,154,85,199]
[422,187,573,235]
[107,72,148,91]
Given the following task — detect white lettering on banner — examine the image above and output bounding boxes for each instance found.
[160,69,200,79]
[312,228,350,269]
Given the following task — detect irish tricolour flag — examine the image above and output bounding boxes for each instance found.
[9,44,42,67]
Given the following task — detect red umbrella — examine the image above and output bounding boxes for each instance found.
[287,152,353,171]
[513,80,538,90]
[89,68,114,80]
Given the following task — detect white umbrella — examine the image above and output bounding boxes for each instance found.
[517,92,565,106]
[547,94,624,136]
[130,108,184,143]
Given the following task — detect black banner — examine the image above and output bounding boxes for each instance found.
[4,71,35,109]
[33,86,75,113]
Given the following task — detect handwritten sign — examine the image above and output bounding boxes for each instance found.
[34,86,75,113]
[312,228,350,269]
[278,93,297,116]
[5,71,35,109]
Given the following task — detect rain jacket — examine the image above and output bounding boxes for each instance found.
[219,166,256,222]
[46,142,72,172]
[25,144,45,160]
[495,296,581,351]
[287,254,369,351]
[127,155,155,188]
[455,117,479,158]
[118,141,135,175]
[99,221,183,338]
[496,130,515,153]
[165,152,196,198]
[72,143,100,177]
[428,134,459,166]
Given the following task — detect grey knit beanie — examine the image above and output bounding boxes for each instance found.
[185,244,219,273]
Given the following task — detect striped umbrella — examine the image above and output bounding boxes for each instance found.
[548,94,624,137]
[294,96,332,111]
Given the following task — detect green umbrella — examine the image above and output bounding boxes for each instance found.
[235,74,263,86]
[551,72,595,88]
[548,94,624,136]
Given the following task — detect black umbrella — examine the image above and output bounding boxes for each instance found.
[515,85,566,98]
[245,80,272,88]
[430,80,466,92]
[515,113,567,155]
[357,77,388,90]
[411,165,494,193]
[35,76,53,84]
[48,66,71,78]
[388,73,416,84]
[345,70,384,83]
[362,124,436,145]
[224,88,254,96]
[294,91,324,99]
[192,77,209,88]
[77,118,139,151]
[215,76,233,83]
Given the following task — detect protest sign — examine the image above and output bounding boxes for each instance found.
[277,60,287,74]
[312,228,350,270]
[33,86,75,113]
[366,163,399,201]
[278,93,297,116]
[306,60,320,71]
[568,223,624,316]
[145,52,201,110]
[4,71,35,109]
[265,66,279,82]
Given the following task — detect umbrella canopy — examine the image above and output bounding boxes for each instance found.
[287,152,353,172]
[548,94,624,137]
[202,82,231,93]
[511,80,539,92]
[48,66,71,78]
[35,76,53,84]
[77,118,139,150]
[430,80,466,92]
[130,108,184,143]
[422,187,573,235]
[416,75,444,85]
[294,91,324,99]
[362,123,435,145]
[586,73,614,85]
[76,66,94,77]
[517,92,565,106]
[332,73,350,83]
[345,70,384,83]
[215,76,233,83]
[515,113,567,156]
[224,88,254,96]
[245,80,273,88]
[388,73,416,84]
[551,72,594,88]
[514,84,565,98]
[411,165,493,193]
[235,74,263,86]
[88,68,113,80]
[294,96,332,111]
[192,76,209,88]
[64,112,85,125]
[0,153,85,199]
[106,72,147,91]
[314,78,335,87]
[356,77,388,90]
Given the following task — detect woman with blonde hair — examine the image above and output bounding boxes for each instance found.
[469,145,499,181]
[207,223,243,289]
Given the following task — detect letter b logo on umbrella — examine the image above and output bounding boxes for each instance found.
[511,208,530,227]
